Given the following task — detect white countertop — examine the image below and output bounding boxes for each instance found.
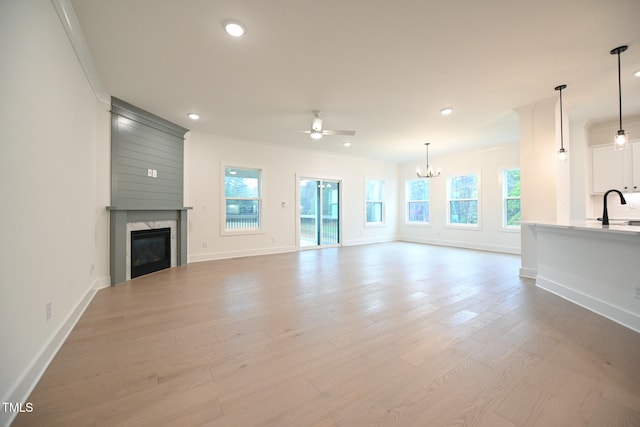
[520,219,640,235]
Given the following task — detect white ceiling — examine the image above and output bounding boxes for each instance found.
[70,0,640,162]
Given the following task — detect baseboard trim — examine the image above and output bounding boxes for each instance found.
[398,236,520,255]
[188,245,298,263]
[519,267,537,279]
[189,238,520,263]
[93,275,111,290]
[1,279,103,427]
[342,237,397,246]
[536,275,640,334]
[188,239,403,262]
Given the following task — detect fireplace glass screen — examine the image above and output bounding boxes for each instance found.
[131,227,171,278]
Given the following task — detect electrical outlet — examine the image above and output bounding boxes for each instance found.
[147,168,153,177]
[46,301,52,321]
[202,240,208,248]
[152,169,157,178]
[634,285,640,299]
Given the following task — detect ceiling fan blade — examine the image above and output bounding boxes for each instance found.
[323,130,356,136]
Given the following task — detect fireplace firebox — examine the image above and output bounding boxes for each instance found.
[130,227,171,278]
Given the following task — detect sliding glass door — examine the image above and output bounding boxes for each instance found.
[299,178,340,247]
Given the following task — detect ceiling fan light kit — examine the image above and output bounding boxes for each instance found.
[310,130,323,140]
[299,110,356,141]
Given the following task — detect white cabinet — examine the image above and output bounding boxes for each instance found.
[592,142,640,193]
[632,142,640,190]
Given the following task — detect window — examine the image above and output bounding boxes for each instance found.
[365,179,385,224]
[406,179,429,224]
[224,167,261,231]
[503,168,521,228]
[447,173,479,226]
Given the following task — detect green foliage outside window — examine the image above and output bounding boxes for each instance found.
[448,174,479,225]
[225,169,259,198]
[504,169,521,227]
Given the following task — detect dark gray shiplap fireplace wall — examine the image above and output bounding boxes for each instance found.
[107,97,190,285]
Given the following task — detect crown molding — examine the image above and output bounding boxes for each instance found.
[50,0,109,105]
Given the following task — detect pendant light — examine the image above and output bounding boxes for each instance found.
[555,84,567,161]
[611,45,628,150]
[416,142,441,178]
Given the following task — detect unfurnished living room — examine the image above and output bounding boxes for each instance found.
[2,1,640,426]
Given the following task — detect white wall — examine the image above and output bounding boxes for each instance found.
[0,1,110,424]
[397,143,521,254]
[185,133,399,261]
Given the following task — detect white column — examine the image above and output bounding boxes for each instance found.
[516,97,559,277]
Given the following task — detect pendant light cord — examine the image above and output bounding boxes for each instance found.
[559,88,564,150]
[554,84,567,154]
[617,50,623,131]
[611,45,628,133]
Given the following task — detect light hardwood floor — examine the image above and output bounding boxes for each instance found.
[14,242,640,426]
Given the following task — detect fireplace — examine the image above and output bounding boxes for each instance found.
[109,210,187,285]
[108,98,190,285]
[130,227,171,278]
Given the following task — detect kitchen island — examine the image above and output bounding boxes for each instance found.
[520,220,640,333]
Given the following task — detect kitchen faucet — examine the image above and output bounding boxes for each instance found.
[602,189,627,226]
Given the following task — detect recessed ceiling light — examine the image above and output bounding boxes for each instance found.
[343,141,352,147]
[635,69,640,78]
[224,21,246,37]
[440,107,453,116]
[187,113,200,120]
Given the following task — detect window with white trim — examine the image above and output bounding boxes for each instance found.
[365,179,385,224]
[406,179,430,224]
[447,173,479,226]
[224,167,261,231]
[503,168,521,228]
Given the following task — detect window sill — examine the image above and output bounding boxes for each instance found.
[365,222,386,228]
[445,224,481,230]
[405,222,431,227]
[221,228,265,237]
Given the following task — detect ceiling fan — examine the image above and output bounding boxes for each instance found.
[299,110,355,140]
